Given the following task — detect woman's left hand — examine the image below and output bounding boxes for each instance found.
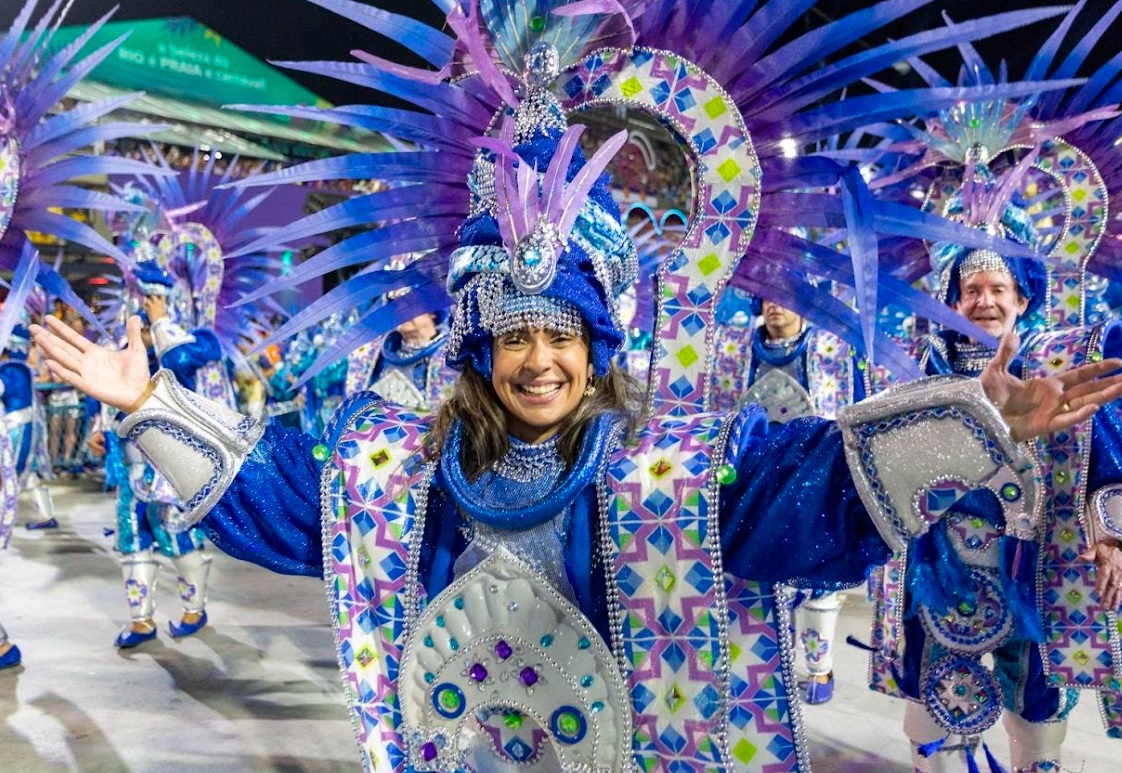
[981,333,1122,443]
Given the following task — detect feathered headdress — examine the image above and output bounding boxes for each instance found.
[225,0,1073,406]
[862,1,1122,330]
[0,0,171,349]
[102,145,292,371]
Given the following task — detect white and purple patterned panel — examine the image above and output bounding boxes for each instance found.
[1033,138,1108,329]
[0,137,18,244]
[155,223,225,330]
[562,48,761,417]
[1022,328,1122,697]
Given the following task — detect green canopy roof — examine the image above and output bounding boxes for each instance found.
[50,17,327,110]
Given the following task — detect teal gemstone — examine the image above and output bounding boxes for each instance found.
[590,701,604,713]
[540,634,553,647]
[449,637,459,651]
[424,672,434,684]
[578,637,590,650]
[580,675,594,688]
[454,597,464,610]
[435,616,445,628]
[424,635,433,648]
[311,444,329,462]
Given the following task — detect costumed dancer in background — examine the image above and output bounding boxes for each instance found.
[855,6,1122,762]
[712,292,861,706]
[94,146,287,648]
[346,257,458,409]
[33,3,1122,771]
[1,323,57,529]
[0,0,179,669]
[97,262,216,648]
[0,389,20,670]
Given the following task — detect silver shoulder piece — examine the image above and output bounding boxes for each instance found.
[837,376,1043,553]
[741,369,815,423]
[118,369,264,525]
[1087,485,1122,545]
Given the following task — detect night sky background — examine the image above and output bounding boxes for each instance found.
[3,0,1121,108]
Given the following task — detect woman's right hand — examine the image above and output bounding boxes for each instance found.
[30,315,153,413]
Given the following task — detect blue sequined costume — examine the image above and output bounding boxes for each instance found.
[896,329,1122,722]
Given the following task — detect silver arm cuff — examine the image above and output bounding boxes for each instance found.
[150,318,196,360]
[1087,485,1122,545]
[118,369,264,523]
[838,376,1043,553]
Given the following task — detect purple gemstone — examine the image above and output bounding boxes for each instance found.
[469,663,488,682]
[495,640,513,660]
[421,742,438,762]
[519,666,539,686]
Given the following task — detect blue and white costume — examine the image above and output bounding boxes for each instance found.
[0,326,55,528]
[107,262,219,646]
[350,326,458,410]
[712,310,862,704]
[96,2,1108,769]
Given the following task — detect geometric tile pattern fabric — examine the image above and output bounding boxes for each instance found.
[562,48,761,417]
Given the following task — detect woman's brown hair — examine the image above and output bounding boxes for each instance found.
[427,359,643,479]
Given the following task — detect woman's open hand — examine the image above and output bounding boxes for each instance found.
[31,315,152,413]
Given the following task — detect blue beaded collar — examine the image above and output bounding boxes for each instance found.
[440,412,617,529]
[380,329,448,367]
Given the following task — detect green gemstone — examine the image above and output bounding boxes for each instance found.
[1000,483,1020,501]
[1055,470,1070,484]
[716,464,737,486]
[312,444,329,462]
[857,359,867,371]
[529,14,546,32]
[558,713,580,735]
[1091,350,1104,363]
[504,711,524,729]
[440,690,460,710]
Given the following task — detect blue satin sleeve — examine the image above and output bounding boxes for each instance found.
[719,406,891,588]
[160,329,223,391]
[201,421,326,578]
[1088,403,1122,494]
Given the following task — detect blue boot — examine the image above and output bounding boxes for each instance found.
[0,644,21,670]
[115,623,157,649]
[803,672,834,705]
[168,611,208,639]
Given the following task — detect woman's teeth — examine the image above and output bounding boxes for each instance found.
[519,383,561,395]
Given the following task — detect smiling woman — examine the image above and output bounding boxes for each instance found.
[27,2,1122,771]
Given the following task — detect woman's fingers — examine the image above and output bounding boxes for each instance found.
[30,324,83,371]
[43,314,92,352]
[44,358,85,390]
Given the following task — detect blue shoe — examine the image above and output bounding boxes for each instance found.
[115,624,157,649]
[0,644,21,670]
[25,518,58,530]
[803,673,834,705]
[168,611,208,639]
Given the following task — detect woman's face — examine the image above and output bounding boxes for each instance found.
[491,327,592,444]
